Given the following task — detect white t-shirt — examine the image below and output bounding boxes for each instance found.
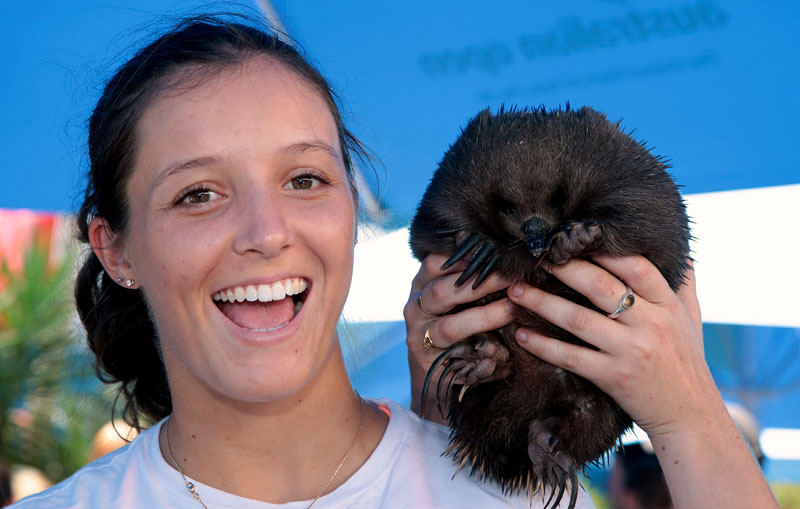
[12,399,595,508]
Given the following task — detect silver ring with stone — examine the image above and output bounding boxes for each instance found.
[608,286,635,319]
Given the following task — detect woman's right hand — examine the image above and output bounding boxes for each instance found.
[404,253,514,424]
[505,256,710,437]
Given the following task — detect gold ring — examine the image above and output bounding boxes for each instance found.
[417,293,438,316]
[608,286,635,319]
[423,328,442,351]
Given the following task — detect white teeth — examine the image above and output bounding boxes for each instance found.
[286,278,307,296]
[242,321,291,333]
[257,284,272,302]
[272,281,286,301]
[213,278,308,303]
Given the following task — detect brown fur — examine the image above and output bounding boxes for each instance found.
[409,105,691,507]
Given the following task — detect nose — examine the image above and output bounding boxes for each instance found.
[232,188,292,258]
[521,216,550,256]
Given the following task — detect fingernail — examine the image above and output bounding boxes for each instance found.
[517,329,528,343]
[510,283,523,297]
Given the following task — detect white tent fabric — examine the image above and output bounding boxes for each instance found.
[344,183,800,328]
[689,183,800,328]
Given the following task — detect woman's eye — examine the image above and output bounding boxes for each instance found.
[179,188,221,205]
[288,175,323,190]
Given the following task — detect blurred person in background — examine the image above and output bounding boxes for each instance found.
[7,467,50,506]
[607,402,765,508]
[608,443,673,509]
[725,402,765,467]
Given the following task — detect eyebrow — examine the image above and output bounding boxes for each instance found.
[284,140,340,160]
[153,156,221,189]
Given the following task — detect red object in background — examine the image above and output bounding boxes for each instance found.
[0,208,69,290]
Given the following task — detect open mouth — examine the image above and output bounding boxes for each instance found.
[212,278,310,332]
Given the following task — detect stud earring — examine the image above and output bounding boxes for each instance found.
[116,277,136,288]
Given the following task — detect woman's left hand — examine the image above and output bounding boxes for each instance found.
[404,253,514,423]
[507,255,713,439]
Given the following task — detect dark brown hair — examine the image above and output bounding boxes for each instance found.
[75,14,369,430]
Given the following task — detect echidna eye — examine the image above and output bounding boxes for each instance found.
[497,198,516,216]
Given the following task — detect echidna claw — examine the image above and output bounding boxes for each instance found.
[442,232,480,269]
[437,362,458,417]
[458,384,471,402]
[543,473,556,509]
[455,239,496,287]
[550,473,567,509]
[473,254,499,289]
[568,464,579,509]
[445,369,459,408]
[420,343,463,418]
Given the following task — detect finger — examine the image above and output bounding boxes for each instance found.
[515,327,611,381]
[410,254,467,295]
[418,270,511,317]
[508,283,622,353]
[548,258,640,321]
[405,255,469,322]
[591,255,673,305]
[426,298,514,349]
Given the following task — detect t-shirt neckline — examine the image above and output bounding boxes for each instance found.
[146,398,408,508]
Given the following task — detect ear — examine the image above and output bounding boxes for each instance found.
[88,217,136,287]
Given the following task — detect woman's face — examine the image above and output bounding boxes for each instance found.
[118,58,356,404]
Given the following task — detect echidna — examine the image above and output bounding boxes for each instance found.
[409,105,690,508]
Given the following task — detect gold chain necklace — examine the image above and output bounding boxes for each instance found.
[165,398,365,509]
